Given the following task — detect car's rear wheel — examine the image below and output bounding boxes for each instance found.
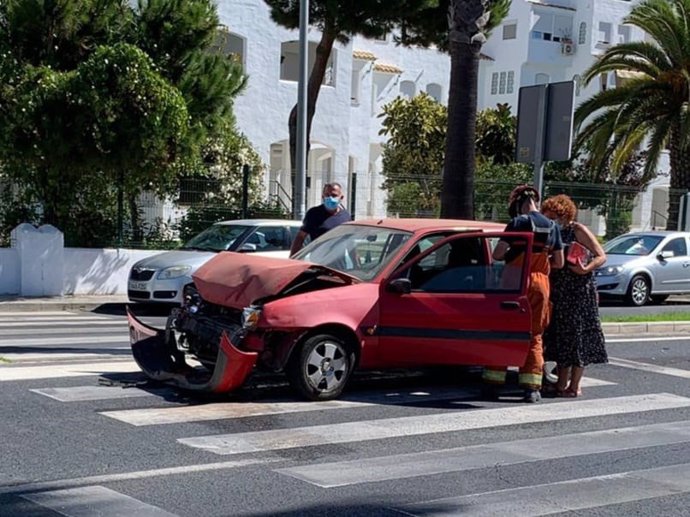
[626,275,650,306]
[286,333,355,401]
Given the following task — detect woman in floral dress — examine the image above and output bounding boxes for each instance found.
[541,194,608,397]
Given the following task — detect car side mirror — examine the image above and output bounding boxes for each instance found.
[387,278,412,294]
[239,243,257,252]
[658,250,674,260]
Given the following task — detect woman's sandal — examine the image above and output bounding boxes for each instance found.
[558,388,582,398]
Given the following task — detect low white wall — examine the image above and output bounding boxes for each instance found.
[63,248,162,295]
[0,224,162,296]
[0,248,20,295]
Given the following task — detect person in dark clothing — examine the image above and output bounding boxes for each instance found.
[482,185,564,403]
[290,182,352,256]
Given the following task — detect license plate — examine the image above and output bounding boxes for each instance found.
[129,281,149,291]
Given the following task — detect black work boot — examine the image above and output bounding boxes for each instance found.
[523,389,542,403]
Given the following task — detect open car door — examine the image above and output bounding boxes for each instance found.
[376,231,533,368]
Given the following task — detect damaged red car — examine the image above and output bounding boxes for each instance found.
[127,219,535,400]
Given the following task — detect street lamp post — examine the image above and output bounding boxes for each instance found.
[293,0,309,220]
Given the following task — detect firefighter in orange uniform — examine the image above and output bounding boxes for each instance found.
[482,185,564,403]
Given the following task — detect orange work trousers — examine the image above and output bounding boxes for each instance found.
[482,256,552,390]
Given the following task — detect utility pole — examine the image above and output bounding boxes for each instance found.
[293,0,309,220]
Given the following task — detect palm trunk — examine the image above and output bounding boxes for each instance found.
[288,29,337,182]
[443,40,480,219]
[442,0,489,219]
[667,127,690,230]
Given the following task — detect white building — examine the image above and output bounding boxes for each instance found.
[220,0,672,230]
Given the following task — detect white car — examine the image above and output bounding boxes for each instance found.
[128,219,302,304]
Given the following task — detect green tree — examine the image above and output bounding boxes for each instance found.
[263,0,431,184]
[399,0,511,219]
[0,0,249,244]
[379,93,446,216]
[476,103,516,165]
[575,0,690,230]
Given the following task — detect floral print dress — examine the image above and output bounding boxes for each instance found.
[543,223,608,367]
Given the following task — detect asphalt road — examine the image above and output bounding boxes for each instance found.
[1,310,690,516]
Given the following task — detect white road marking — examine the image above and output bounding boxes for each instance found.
[0,335,127,347]
[0,323,126,333]
[0,317,118,324]
[393,462,690,517]
[22,485,178,517]
[99,379,613,426]
[1,457,276,495]
[277,419,690,487]
[610,357,690,379]
[31,385,162,402]
[100,387,475,426]
[0,327,128,337]
[177,393,690,455]
[2,351,129,362]
[606,336,690,343]
[0,311,84,317]
[0,360,141,381]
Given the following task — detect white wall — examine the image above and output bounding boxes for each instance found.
[0,225,161,296]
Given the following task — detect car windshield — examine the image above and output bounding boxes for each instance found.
[293,224,413,281]
[604,235,664,256]
[181,224,251,252]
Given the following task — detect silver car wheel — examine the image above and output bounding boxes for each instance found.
[629,276,650,306]
[305,340,349,392]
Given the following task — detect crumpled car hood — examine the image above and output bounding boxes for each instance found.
[192,252,356,309]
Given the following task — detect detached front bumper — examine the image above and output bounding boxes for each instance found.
[126,308,258,393]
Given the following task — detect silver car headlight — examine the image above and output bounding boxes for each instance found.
[242,306,262,330]
[596,265,624,276]
[157,265,192,279]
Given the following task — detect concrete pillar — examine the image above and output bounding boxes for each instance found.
[11,224,64,296]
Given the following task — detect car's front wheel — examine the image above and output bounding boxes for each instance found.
[286,333,355,401]
[626,275,650,306]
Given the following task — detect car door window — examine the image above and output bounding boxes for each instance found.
[662,238,687,257]
[399,236,520,293]
[254,226,289,251]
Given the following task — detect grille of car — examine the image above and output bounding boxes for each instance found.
[130,268,155,281]
[153,291,177,299]
[128,290,151,299]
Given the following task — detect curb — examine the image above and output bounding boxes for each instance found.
[601,321,690,336]
[0,298,129,313]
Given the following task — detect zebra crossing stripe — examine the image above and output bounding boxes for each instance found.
[610,357,690,379]
[0,335,127,347]
[177,393,690,455]
[99,387,477,426]
[0,323,127,334]
[31,385,163,402]
[276,419,690,487]
[98,377,612,426]
[393,462,690,517]
[0,360,141,381]
[22,486,178,517]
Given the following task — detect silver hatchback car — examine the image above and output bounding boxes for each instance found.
[128,219,302,304]
[595,231,690,306]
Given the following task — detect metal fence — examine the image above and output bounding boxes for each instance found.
[0,172,685,248]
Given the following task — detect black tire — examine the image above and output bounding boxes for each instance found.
[286,333,355,401]
[625,275,650,306]
[651,294,669,304]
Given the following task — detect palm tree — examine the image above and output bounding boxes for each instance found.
[443,0,510,218]
[575,0,690,230]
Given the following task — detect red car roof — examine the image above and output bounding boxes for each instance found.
[347,218,505,233]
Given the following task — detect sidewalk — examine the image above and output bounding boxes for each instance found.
[1,294,690,338]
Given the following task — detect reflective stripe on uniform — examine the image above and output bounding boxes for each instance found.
[518,372,542,389]
[482,369,507,384]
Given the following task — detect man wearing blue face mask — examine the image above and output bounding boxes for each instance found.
[290,182,352,256]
